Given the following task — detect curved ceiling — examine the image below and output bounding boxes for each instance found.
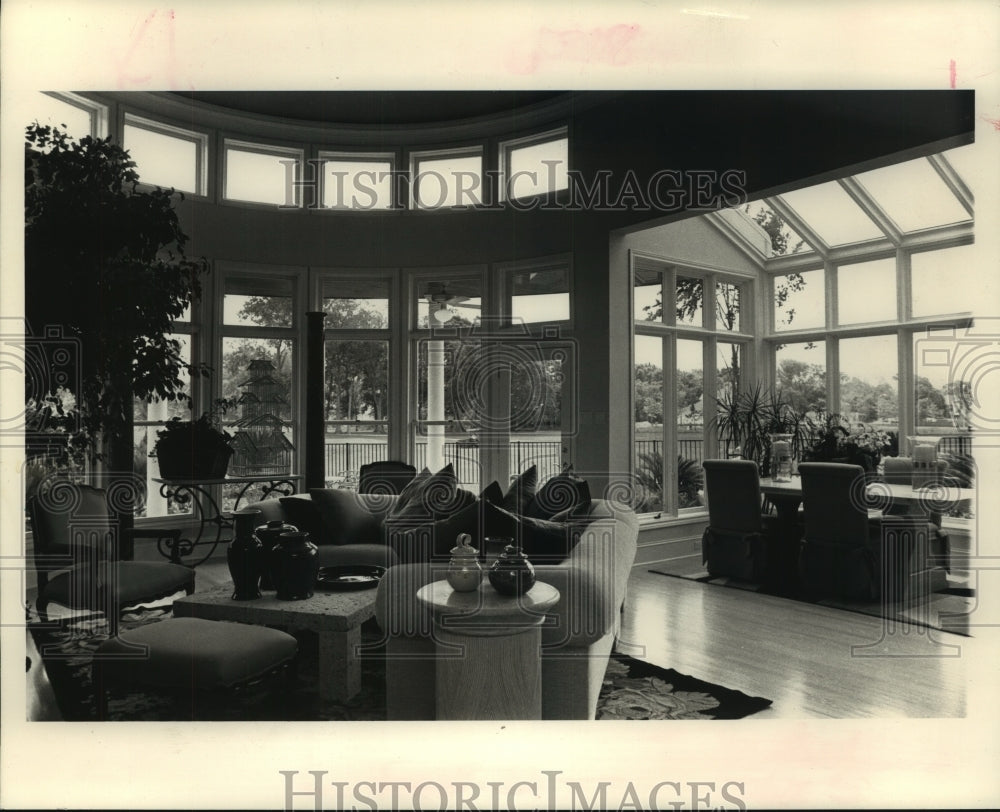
[170,90,569,126]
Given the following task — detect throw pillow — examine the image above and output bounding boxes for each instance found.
[519,513,579,565]
[277,495,323,538]
[385,463,472,527]
[309,488,385,546]
[386,496,506,566]
[502,465,537,514]
[480,480,504,506]
[524,472,592,521]
[481,500,578,565]
[393,467,432,514]
[386,494,486,566]
[385,494,581,566]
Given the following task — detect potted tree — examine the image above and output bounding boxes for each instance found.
[24,124,208,524]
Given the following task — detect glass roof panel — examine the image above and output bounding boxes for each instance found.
[776,182,885,246]
[854,157,970,233]
[742,201,814,256]
[938,144,978,198]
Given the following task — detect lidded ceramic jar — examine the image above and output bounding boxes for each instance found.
[254,518,298,591]
[272,530,319,601]
[447,533,483,593]
[488,544,536,596]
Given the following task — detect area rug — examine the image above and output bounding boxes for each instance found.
[648,566,974,637]
[27,610,772,722]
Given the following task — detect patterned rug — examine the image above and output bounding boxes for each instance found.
[649,566,974,636]
[28,610,772,722]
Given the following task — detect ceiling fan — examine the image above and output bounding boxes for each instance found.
[425,282,477,324]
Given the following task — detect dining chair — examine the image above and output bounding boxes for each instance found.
[798,462,945,601]
[881,455,950,571]
[701,459,789,582]
[883,455,947,516]
[358,460,417,496]
[28,480,195,633]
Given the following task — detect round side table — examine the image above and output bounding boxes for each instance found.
[415,579,560,720]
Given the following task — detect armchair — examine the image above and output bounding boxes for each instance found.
[28,481,195,632]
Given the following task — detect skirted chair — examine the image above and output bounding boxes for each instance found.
[358,460,417,496]
[882,455,949,530]
[27,481,195,632]
[701,459,792,582]
[797,462,948,602]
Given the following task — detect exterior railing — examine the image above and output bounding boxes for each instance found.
[324,438,563,486]
[323,432,975,485]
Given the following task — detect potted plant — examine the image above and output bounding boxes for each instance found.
[711,382,813,477]
[25,124,208,524]
[151,400,235,481]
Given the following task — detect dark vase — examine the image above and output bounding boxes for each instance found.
[272,530,320,600]
[488,544,536,596]
[227,508,263,600]
[254,518,298,591]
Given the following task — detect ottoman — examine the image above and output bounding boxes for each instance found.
[92,616,298,720]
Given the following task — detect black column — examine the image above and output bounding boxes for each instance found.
[305,311,326,491]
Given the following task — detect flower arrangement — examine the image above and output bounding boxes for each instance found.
[803,413,897,471]
[848,427,895,456]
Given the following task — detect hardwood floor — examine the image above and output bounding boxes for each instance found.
[619,568,984,718]
[82,555,987,720]
[186,558,985,719]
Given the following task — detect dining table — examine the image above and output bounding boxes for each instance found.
[758,475,975,522]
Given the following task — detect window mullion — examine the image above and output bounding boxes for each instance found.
[703,336,719,459]
[827,336,840,417]
[662,333,677,515]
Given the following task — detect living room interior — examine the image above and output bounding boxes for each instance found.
[20,88,989,724]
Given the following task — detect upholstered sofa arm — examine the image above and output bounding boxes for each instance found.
[374,561,446,638]
[539,501,638,647]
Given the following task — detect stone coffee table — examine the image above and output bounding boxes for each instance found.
[174,584,377,702]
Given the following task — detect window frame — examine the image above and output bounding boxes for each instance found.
[762,232,976,441]
[36,91,109,139]
[498,127,569,203]
[317,150,399,211]
[213,263,307,482]
[494,253,574,330]
[408,145,486,211]
[314,269,399,480]
[221,137,306,208]
[631,253,756,518]
[122,112,210,197]
[133,319,197,521]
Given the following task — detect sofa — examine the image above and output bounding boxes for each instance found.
[244,464,639,720]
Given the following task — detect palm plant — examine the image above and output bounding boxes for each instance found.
[634,451,704,511]
[711,381,813,476]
